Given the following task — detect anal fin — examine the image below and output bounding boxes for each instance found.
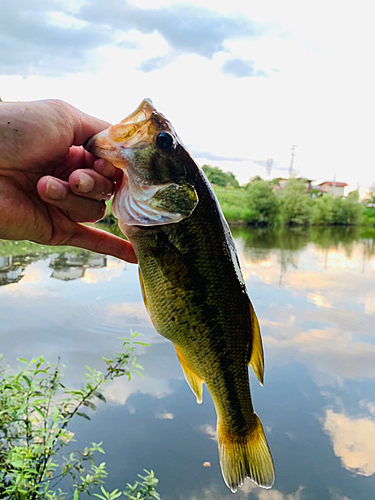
[248,301,265,386]
[138,268,150,314]
[174,345,203,404]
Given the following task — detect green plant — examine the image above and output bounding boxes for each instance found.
[246,179,279,225]
[0,334,160,500]
[278,178,313,226]
[202,165,240,188]
[362,206,375,226]
[331,197,363,225]
[312,194,334,225]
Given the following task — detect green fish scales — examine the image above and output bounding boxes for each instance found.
[85,99,275,492]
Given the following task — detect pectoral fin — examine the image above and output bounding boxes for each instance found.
[248,301,265,386]
[174,345,203,404]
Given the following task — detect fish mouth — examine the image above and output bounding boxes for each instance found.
[85,98,159,166]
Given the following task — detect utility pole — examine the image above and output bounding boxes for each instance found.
[266,158,273,180]
[332,172,336,198]
[289,145,297,178]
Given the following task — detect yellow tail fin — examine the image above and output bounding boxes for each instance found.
[217,413,275,492]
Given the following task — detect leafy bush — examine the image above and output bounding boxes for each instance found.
[0,335,160,500]
[331,197,363,225]
[246,180,279,225]
[312,194,334,225]
[212,186,255,222]
[278,179,313,226]
[202,165,240,188]
[362,206,375,226]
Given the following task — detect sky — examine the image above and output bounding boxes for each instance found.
[1,0,374,193]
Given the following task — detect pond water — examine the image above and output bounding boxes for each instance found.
[1,226,375,500]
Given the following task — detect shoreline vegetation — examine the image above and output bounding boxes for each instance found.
[100,165,375,228]
[201,166,375,228]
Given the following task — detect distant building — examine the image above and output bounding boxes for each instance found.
[317,181,348,197]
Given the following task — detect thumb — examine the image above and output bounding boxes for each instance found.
[48,99,111,147]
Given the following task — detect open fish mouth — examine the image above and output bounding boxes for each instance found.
[84,99,197,227]
[85,98,173,166]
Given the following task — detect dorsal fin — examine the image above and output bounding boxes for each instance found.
[248,301,265,386]
[174,345,203,404]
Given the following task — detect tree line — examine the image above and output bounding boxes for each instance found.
[202,165,375,227]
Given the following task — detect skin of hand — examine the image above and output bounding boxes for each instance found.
[0,99,137,263]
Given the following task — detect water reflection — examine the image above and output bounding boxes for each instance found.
[324,407,375,477]
[50,252,107,281]
[0,255,24,285]
[0,227,375,499]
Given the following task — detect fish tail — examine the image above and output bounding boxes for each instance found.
[217,413,275,492]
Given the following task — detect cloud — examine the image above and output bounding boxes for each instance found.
[0,0,113,77]
[199,424,217,442]
[222,58,268,78]
[265,326,375,385]
[183,483,305,500]
[323,409,375,477]
[103,371,173,405]
[0,0,263,77]
[79,2,261,60]
[190,149,249,162]
[137,52,177,72]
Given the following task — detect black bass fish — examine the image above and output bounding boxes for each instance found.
[85,99,275,492]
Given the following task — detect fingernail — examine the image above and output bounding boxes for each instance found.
[46,178,66,200]
[76,171,95,193]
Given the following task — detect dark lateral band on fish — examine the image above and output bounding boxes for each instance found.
[85,99,275,492]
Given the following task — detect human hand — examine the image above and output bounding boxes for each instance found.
[0,99,137,263]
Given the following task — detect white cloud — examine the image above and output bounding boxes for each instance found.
[1,0,375,190]
[182,483,305,500]
[199,424,217,442]
[324,409,375,477]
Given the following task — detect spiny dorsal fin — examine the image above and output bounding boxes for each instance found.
[174,345,203,404]
[248,301,265,386]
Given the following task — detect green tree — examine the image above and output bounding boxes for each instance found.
[246,180,279,225]
[202,165,227,187]
[225,171,240,189]
[247,175,263,185]
[270,177,283,186]
[331,197,363,225]
[278,178,313,226]
[312,194,334,224]
[202,165,240,188]
[346,189,360,202]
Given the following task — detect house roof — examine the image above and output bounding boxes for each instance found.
[318,181,348,187]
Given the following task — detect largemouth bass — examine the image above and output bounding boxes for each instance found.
[85,99,275,492]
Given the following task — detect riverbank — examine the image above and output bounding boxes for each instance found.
[211,181,375,227]
[99,180,375,228]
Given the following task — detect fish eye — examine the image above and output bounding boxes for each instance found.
[156,131,174,150]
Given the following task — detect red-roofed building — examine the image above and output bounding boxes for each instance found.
[317,181,348,197]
